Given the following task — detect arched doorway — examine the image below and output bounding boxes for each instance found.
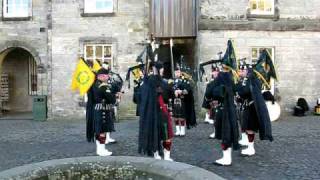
[0,48,37,119]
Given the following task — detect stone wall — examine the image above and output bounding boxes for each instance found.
[198,0,320,113]
[201,0,248,19]
[0,0,49,113]
[198,30,320,113]
[200,0,320,20]
[51,0,149,119]
[279,0,320,18]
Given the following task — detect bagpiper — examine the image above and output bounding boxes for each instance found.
[205,40,240,166]
[126,63,145,116]
[86,62,123,156]
[138,61,174,161]
[172,64,197,137]
[237,49,275,156]
[202,64,219,124]
[202,64,221,138]
[236,62,250,146]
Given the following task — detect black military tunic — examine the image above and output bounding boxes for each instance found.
[205,72,239,149]
[172,77,190,119]
[92,79,117,134]
[237,69,273,141]
[237,76,260,132]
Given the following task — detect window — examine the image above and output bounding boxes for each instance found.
[84,0,114,13]
[3,0,30,18]
[251,47,275,94]
[249,0,274,15]
[84,44,113,69]
[28,56,37,95]
[150,0,197,37]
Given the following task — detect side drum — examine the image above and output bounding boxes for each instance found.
[266,101,281,122]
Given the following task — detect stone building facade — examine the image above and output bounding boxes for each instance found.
[50,0,149,119]
[0,0,319,119]
[0,0,49,117]
[0,0,150,119]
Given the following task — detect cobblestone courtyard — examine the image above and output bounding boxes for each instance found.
[0,115,319,180]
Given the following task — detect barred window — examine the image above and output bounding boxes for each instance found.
[3,0,31,18]
[84,0,114,13]
[84,44,113,69]
[28,56,37,95]
[249,0,274,15]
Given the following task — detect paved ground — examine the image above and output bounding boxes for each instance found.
[0,115,320,180]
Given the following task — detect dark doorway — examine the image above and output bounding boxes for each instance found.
[157,38,196,79]
[0,48,37,119]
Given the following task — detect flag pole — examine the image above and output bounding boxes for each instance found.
[170,38,174,78]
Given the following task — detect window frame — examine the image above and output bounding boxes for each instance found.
[248,0,275,16]
[251,46,276,95]
[2,0,32,18]
[28,55,37,95]
[84,44,114,70]
[84,0,114,14]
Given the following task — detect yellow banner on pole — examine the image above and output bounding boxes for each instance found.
[71,58,95,96]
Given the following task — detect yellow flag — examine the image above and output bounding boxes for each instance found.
[132,68,141,80]
[92,59,102,72]
[71,58,95,96]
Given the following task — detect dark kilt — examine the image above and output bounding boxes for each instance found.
[133,90,141,116]
[93,105,115,134]
[172,98,186,119]
[241,103,259,132]
[214,106,223,140]
[214,105,240,149]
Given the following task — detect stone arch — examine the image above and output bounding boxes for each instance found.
[0,40,42,66]
[0,41,44,119]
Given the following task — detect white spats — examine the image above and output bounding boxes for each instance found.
[175,126,181,136]
[209,132,215,139]
[180,126,186,136]
[204,112,214,124]
[215,148,232,166]
[163,149,173,161]
[154,151,161,160]
[105,132,116,144]
[239,133,249,146]
[96,140,112,156]
[241,142,255,156]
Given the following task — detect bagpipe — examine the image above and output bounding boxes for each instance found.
[198,52,223,82]
[177,55,197,86]
[125,63,145,89]
[109,71,124,93]
[198,56,247,82]
[125,35,157,88]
